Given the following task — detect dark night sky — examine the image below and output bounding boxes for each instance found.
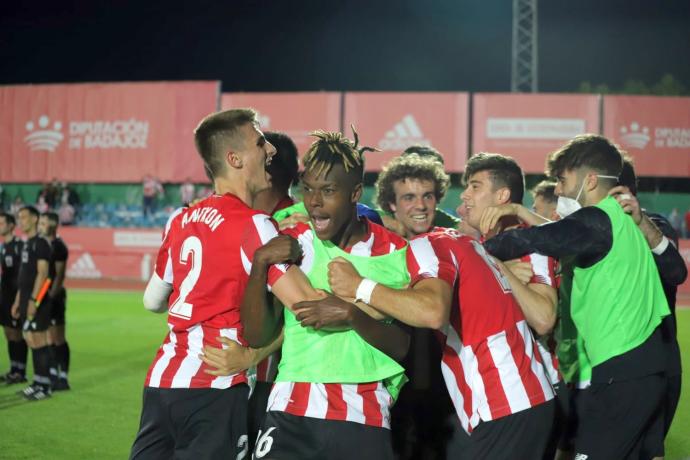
[1,0,689,93]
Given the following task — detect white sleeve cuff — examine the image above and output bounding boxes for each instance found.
[355,278,378,305]
[143,272,173,313]
[652,236,670,255]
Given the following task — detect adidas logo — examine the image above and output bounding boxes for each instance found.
[378,114,431,151]
[619,122,650,149]
[24,115,64,152]
[67,253,102,279]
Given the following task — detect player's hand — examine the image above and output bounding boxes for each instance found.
[609,185,642,225]
[255,235,302,266]
[380,214,407,237]
[278,213,309,230]
[328,257,363,299]
[501,259,533,285]
[200,337,256,376]
[479,204,518,236]
[11,301,20,320]
[27,300,37,319]
[293,295,355,330]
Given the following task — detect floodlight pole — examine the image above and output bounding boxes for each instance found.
[511,0,538,92]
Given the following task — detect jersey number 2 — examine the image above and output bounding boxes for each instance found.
[169,236,202,319]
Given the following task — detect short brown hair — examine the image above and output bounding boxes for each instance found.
[375,154,450,213]
[401,145,444,165]
[531,180,557,204]
[194,109,257,178]
[464,153,525,204]
[546,134,623,181]
[619,153,638,196]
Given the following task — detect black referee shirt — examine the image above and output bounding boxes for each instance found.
[17,235,52,307]
[1,236,23,304]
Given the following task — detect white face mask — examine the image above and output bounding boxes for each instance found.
[555,174,618,218]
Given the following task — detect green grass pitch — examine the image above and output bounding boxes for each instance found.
[0,290,688,459]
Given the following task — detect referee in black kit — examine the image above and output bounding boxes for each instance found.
[0,212,27,384]
[39,211,71,391]
[12,206,55,400]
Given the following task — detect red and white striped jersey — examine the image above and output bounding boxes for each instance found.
[255,196,295,383]
[265,219,407,428]
[267,381,393,428]
[145,193,288,389]
[520,252,561,385]
[407,230,554,433]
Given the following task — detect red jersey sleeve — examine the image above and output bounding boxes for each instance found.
[406,234,457,288]
[240,213,289,287]
[521,253,557,288]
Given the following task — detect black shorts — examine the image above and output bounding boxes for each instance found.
[663,374,682,436]
[20,297,52,333]
[574,373,666,460]
[248,381,272,453]
[0,295,20,329]
[130,385,249,460]
[543,380,566,459]
[557,384,589,452]
[49,290,66,326]
[254,411,394,460]
[447,399,555,460]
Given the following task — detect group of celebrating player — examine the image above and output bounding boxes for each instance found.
[130,108,686,460]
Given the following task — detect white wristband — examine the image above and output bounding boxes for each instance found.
[652,236,670,255]
[355,278,378,305]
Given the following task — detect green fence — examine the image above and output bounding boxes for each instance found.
[1,183,687,218]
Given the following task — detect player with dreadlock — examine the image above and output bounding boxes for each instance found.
[243,128,411,460]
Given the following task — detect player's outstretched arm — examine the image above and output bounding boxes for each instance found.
[646,215,688,287]
[293,295,410,362]
[201,329,284,377]
[479,203,551,236]
[483,207,611,263]
[328,257,452,329]
[611,186,688,286]
[242,235,323,347]
[143,273,172,313]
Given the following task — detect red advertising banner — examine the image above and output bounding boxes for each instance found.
[603,95,690,177]
[343,92,469,172]
[221,92,341,156]
[472,93,601,174]
[679,239,690,297]
[0,81,220,183]
[58,227,162,281]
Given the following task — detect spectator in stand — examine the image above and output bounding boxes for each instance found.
[685,207,690,238]
[57,203,75,226]
[179,177,195,206]
[9,196,24,216]
[50,179,61,205]
[58,182,80,226]
[36,184,53,212]
[142,175,164,219]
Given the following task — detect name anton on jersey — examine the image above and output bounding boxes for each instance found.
[181,206,225,232]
